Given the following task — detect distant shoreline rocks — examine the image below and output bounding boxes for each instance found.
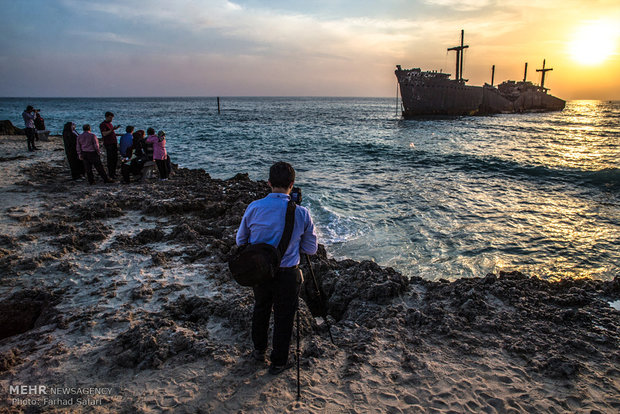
[0,120,24,135]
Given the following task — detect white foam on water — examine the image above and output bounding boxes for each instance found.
[609,300,620,311]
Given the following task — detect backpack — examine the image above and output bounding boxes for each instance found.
[229,200,296,287]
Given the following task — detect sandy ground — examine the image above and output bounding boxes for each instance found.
[0,134,619,413]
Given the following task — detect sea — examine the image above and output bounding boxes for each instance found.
[1,97,618,281]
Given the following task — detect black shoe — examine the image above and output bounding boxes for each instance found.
[268,361,293,375]
[32,147,39,150]
[251,350,266,362]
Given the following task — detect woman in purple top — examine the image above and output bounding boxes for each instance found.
[76,124,112,184]
[146,129,171,180]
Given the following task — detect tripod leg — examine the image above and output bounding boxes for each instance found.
[305,254,335,345]
[296,303,301,401]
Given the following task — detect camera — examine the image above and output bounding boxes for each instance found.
[291,187,302,205]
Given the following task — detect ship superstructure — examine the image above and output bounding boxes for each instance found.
[396,31,566,117]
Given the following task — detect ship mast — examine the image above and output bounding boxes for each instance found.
[536,59,553,91]
[447,30,469,82]
[523,62,528,82]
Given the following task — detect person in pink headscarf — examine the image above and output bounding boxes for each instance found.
[146,129,171,180]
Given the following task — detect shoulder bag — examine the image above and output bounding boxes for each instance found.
[229,200,296,287]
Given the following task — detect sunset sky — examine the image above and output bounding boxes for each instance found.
[1,0,618,99]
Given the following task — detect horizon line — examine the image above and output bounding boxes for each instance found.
[1,96,618,101]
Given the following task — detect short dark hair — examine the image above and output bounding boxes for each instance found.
[105,111,114,118]
[147,127,155,135]
[82,124,91,131]
[269,162,295,188]
[126,125,134,133]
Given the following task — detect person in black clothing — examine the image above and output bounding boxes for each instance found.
[99,111,121,179]
[34,112,45,131]
[132,129,146,157]
[120,147,148,184]
[62,122,85,180]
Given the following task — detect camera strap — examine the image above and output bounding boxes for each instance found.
[276,200,296,263]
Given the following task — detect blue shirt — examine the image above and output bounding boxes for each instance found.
[236,192,318,267]
[119,132,133,156]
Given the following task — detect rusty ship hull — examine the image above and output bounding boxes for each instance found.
[395,68,483,116]
[396,67,566,118]
[396,31,565,118]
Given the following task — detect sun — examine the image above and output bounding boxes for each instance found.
[569,21,618,65]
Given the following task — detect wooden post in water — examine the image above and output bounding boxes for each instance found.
[217,97,221,114]
[491,65,495,86]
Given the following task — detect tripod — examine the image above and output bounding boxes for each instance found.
[296,253,334,401]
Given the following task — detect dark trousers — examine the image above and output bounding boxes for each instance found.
[252,267,302,366]
[120,163,132,184]
[155,155,171,179]
[69,156,85,179]
[25,128,36,150]
[104,143,118,178]
[82,151,109,184]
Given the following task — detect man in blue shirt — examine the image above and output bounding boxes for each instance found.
[236,162,318,374]
[119,125,135,157]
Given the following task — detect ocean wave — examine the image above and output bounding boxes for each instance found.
[580,168,620,188]
[307,199,367,245]
[466,157,618,189]
[337,139,619,190]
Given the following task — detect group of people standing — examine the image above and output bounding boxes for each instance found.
[59,111,172,185]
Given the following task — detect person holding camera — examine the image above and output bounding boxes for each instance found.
[236,162,318,375]
[21,105,38,151]
[99,111,121,179]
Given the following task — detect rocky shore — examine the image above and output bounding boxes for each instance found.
[0,134,619,413]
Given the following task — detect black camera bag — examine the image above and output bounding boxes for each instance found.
[229,200,296,287]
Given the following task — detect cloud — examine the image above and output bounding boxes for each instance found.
[59,0,424,60]
[422,0,495,11]
[4,0,618,97]
[68,30,147,47]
